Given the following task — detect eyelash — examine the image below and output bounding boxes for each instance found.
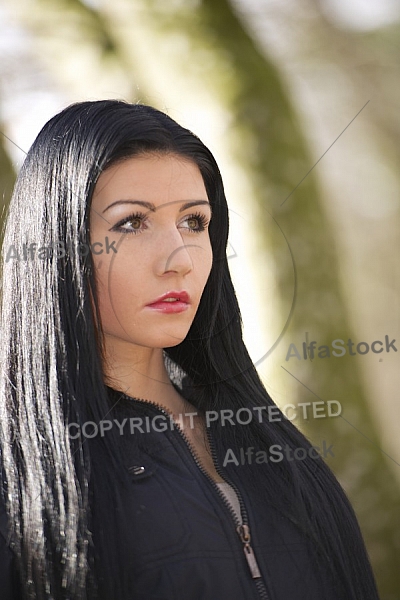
[111,211,210,235]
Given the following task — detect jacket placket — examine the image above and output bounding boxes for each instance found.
[127,396,271,600]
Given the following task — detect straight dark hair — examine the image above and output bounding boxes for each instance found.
[0,100,379,599]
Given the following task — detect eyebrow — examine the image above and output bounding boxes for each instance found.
[102,199,212,214]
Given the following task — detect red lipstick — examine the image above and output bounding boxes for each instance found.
[146,291,190,313]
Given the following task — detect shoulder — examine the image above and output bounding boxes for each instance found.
[0,462,9,541]
[0,462,23,599]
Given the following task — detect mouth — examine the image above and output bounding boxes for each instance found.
[148,291,190,304]
[146,291,190,313]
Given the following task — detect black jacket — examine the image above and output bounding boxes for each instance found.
[0,389,345,599]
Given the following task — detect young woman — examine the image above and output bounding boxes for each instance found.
[0,100,380,599]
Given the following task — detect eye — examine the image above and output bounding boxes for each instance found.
[111,212,148,234]
[180,212,210,233]
[109,210,210,235]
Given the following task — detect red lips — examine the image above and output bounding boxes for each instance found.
[147,290,190,306]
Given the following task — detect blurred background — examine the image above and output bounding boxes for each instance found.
[0,0,399,596]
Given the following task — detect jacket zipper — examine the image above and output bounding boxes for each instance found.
[206,426,270,600]
[123,394,270,600]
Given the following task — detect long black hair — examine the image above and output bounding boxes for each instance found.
[0,100,379,599]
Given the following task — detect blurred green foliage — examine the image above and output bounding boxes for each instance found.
[0,123,16,240]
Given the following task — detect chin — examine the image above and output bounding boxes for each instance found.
[153,332,189,348]
[162,338,186,349]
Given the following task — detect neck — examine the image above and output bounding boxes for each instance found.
[102,335,188,415]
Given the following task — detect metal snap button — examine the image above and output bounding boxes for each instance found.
[128,465,146,475]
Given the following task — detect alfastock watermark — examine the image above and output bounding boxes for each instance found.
[4,237,118,262]
[285,333,397,361]
[222,441,335,466]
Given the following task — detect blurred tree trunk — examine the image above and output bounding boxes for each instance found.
[201,3,400,596]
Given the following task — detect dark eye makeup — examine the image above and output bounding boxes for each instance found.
[110,211,211,235]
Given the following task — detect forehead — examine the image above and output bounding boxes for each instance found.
[92,153,208,210]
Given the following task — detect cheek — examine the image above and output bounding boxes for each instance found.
[92,253,141,331]
[93,263,118,331]
[201,242,213,284]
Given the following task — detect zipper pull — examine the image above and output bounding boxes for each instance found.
[236,524,261,579]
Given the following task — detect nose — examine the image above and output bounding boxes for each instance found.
[154,228,195,277]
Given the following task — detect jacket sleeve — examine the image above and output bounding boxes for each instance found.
[0,479,22,599]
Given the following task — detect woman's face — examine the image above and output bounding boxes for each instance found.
[90,153,213,351]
